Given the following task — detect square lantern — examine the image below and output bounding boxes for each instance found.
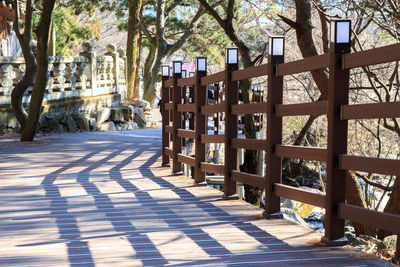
[196,57,207,72]
[189,72,195,77]
[182,70,187,78]
[226,47,238,64]
[169,67,172,77]
[173,61,182,74]
[268,36,285,56]
[330,19,351,53]
[162,65,169,77]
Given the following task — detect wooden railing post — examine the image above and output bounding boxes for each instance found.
[214,83,220,135]
[264,36,285,218]
[161,65,170,166]
[323,19,351,246]
[224,48,239,197]
[194,57,207,183]
[172,61,183,174]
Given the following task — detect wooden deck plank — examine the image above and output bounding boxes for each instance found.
[0,129,387,266]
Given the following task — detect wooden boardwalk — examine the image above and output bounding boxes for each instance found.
[0,129,388,266]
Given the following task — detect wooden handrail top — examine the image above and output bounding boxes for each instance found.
[165,102,174,110]
[231,63,269,81]
[231,171,265,188]
[177,77,196,87]
[164,126,174,133]
[177,154,196,166]
[341,102,400,120]
[275,184,326,208]
[201,102,225,115]
[177,129,196,139]
[164,78,173,88]
[177,103,196,113]
[338,203,400,234]
[339,155,400,176]
[231,138,267,151]
[200,162,225,175]
[201,70,226,86]
[276,101,328,117]
[276,53,329,76]
[343,43,400,69]
[276,145,327,162]
[201,134,225,144]
[232,103,268,115]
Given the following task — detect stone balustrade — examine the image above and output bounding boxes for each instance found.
[0,44,127,106]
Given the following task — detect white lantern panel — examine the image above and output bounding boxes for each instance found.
[197,58,206,71]
[162,66,169,77]
[336,21,350,43]
[227,49,238,64]
[174,62,182,74]
[272,38,284,56]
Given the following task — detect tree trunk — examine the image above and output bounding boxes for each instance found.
[379,176,400,239]
[48,15,56,57]
[126,0,143,99]
[133,31,142,98]
[20,0,56,141]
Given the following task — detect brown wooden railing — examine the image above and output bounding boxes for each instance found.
[161,40,400,246]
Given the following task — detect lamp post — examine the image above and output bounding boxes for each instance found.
[161,64,170,166]
[324,18,351,246]
[264,36,285,219]
[172,60,182,173]
[330,19,351,53]
[224,47,239,197]
[194,56,208,183]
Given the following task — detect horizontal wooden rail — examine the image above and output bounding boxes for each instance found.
[201,134,225,143]
[277,54,329,76]
[274,184,326,208]
[164,79,173,88]
[201,162,225,174]
[164,147,173,157]
[177,103,196,113]
[276,145,327,162]
[177,129,196,139]
[177,154,196,166]
[165,126,174,134]
[201,70,226,86]
[231,171,265,188]
[165,103,174,111]
[201,103,225,115]
[177,77,196,87]
[341,102,400,120]
[232,103,268,115]
[340,155,400,176]
[338,203,400,234]
[231,63,269,81]
[276,101,328,117]
[232,138,267,150]
[343,43,400,69]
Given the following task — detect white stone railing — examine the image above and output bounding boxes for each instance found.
[0,44,127,106]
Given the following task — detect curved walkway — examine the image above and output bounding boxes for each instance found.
[0,129,387,266]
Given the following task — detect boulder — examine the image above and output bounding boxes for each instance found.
[75,116,90,131]
[97,108,111,124]
[98,122,116,132]
[62,116,77,133]
[383,235,397,249]
[122,106,132,121]
[89,118,97,131]
[110,108,124,122]
[133,107,147,128]
[358,235,386,250]
[139,100,151,111]
[281,208,309,228]
[132,122,139,129]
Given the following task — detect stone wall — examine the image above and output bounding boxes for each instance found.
[0,43,133,133]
